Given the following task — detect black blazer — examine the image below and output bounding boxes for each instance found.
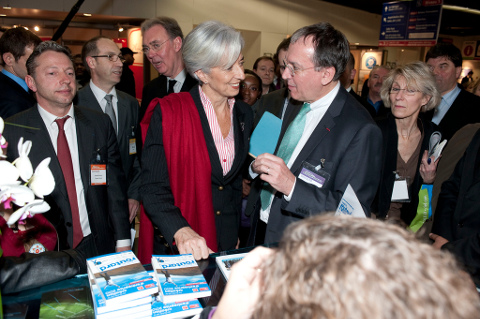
[140,73,197,121]
[3,106,131,256]
[373,113,438,224]
[77,84,141,201]
[252,88,302,128]
[425,88,480,141]
[349,89,376,119]
[141,86,254,251]
[246,86,383,245]
[0,72,36,119]
[432,128,480,286]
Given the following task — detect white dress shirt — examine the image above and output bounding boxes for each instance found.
[89,80,119,129]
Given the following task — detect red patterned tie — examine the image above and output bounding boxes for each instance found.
[55,116,84,247]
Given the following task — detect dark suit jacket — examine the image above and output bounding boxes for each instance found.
[349,89,376,119]
[140,73,197,121]
[373,114,438,224]
[0,72,36,119]
[246,86,383,244]
[432,128,480,286]
[252,88,302,128]
[77,84,141,201]
[116,64,136,98]
[3,106,131,256]
[425,88,480,141]
[141,86,253,251]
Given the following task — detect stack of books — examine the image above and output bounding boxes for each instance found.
[87,251,204,318]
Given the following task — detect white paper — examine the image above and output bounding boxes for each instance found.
[391,179,409,201]
[335,184,366,218]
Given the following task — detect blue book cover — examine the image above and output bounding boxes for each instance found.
[151,254,211,303]
[86,251,157,306]
[248,111,282,158]
[151,297,203,318]
[88,269,152,317]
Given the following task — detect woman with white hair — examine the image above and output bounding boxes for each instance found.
[140,21,253,260]
[373,61,441,225]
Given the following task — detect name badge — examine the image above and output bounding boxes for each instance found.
[91,164,107,185]
[129,138,137,155]
[391,179,409,202]
[298,161,329,188]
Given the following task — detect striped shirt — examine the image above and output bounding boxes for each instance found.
[199,86,235,176]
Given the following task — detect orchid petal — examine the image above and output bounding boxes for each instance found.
[7,199,50,225]
[6,185,35,206]
[0,117,4,133]
[30,157,55,197]
[0,160,20,184]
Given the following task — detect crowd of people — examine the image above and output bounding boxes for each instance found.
[1,16,480,316]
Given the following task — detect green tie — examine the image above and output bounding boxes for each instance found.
[260,102,311,211]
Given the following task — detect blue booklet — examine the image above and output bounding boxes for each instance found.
[86,251,158,307]
[151,297,203,318]
[151,254,211,303]
[248,111,282,158]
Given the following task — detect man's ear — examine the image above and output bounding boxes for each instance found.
[350,68,357,81]
[320,66,336,85]
[85,56,96,70]
[2,52,14,67]
[455,66,462,80]
[25,75,37,92]
[173,36,182,53]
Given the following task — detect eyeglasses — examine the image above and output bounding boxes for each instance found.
[91,54,125,63]
[283,59,316,77]
[389,87,420,96]
[142,39,169,54]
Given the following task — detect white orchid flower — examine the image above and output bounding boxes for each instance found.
[0,185,35,208]
[13,137,33,182]
[29,157,55,198]
[0,160,20,185]
[0,117,6,158]
[7,199,51,226]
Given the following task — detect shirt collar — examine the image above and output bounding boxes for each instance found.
[89,79,117,103]
[168,68,187,83]
[1,69,29,92]
[441,84,461,107]
[310,81,341,111]
[37,103,75,126]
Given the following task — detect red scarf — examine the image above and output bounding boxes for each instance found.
[138,93,217,264]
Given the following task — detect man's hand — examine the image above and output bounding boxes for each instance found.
[128,199,140,223]
[252,153,295,196]
[116,245,130,252]
[173,227,214,260]
[213,247,274,319]
[429,233,449,249]
[419,150,439,184]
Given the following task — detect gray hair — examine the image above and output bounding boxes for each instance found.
[140,17,184,40]
[182,20,244,82]
[381,61,441,112]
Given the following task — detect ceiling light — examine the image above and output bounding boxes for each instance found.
[24,26,28,30]
[443,5,480,15]
[34,26,40,32]
[119,27,124,32]
[2,6,11,10]
[0,14,6,17]
[83,13,92,17]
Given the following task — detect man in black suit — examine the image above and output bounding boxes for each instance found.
[431,128,480,287]
[246,23,382,245]
[425,43,480,141]
[77,36,141,224]
[0,27,41,118]
[115,47,137,98]
[3,41,131,258]
[339,53,376,118]
[140,17,197,119]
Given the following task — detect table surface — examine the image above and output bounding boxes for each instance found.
[2,245,272,318]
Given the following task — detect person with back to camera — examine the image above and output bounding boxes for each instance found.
[199,214,480,319]
[140,21,253,260]
[372,62,441,226]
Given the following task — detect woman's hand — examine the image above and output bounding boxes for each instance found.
[419,150,438,184]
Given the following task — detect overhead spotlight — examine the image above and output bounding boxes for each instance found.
[0,14,6,17]
[34,26,40,32]
[83,13,92,17]
[3,6,11,10]
[24,26,28,30]
[119,27,124,32]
